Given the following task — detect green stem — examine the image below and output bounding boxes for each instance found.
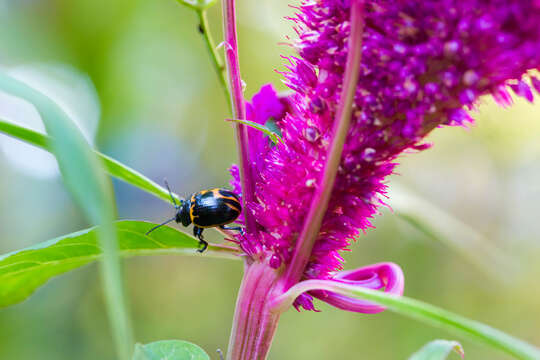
[99,223,133,360]
[197,9,232,111]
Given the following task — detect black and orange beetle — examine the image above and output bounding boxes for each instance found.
[146,181,243,253]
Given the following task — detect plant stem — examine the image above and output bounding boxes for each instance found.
[220,3,276,357]
[272,280,540,360]
[284,0,365,286]
[221,0,257,234]
[226,262,281,360]
[98,223,133,360]
[197,9,232,111]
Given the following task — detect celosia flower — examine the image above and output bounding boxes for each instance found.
[220,1,540,358]
[230,0,540,312]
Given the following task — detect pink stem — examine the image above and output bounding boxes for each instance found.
[226,262,281,360]
[222,2,280,358]
[284,0,366,286]
[221,0,257,234]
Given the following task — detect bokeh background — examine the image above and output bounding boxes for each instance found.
[1,0,539,359]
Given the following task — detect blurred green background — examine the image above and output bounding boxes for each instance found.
[1,0,539,359]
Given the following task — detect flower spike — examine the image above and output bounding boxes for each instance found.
[230,0,540,310]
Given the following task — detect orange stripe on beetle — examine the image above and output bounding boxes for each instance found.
[224,202,241,213]
[189,194,197,221]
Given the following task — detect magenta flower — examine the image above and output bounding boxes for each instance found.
[222,0,540,358]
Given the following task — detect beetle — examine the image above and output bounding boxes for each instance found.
[146,180,243,253]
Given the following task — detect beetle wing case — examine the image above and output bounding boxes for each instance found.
[190,189,241,228]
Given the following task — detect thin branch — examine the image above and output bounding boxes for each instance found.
[221,0,257,234]
[196,9,232,111]
[285,0,365,285]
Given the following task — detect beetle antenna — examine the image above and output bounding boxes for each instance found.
[163,178,180,209]
[145,217,176,235]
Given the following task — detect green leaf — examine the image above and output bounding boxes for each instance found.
[0,72,132,358]
[277,281,540,360]
[0,220,240,308]
[388,183,514,281]
[133,340,210,360]
[176,0,217,11]
[409,340,465,360]
[0,119,181,204]
[264,118,283,139]
[226,118,284,145]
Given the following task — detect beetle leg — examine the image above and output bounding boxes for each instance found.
[220,225,245,235]
[193,226,208,253]
[198,240,208,253]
